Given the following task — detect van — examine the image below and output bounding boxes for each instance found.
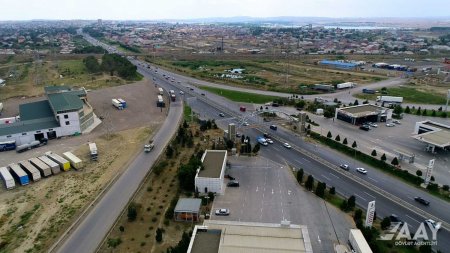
[240,106,246,112]
[270,125,277,130]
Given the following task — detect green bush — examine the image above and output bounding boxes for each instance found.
[107,238,122,248]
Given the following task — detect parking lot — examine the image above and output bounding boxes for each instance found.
[211,156,353,253]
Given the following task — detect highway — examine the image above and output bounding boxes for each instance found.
[78,33,449,252]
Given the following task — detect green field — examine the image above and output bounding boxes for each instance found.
[199,86,280,103]
[355,87,447,105]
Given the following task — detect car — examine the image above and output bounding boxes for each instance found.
[389,214,404,225]
[392,120,401,124]
[266,138,274,144]
[340,164,350,171]
[414,197,430,206]
[369,122,378,128]
[386,123,395,127]
[243,122,249,126]
[236,133,241,137]
[359,125,370,131]
[283,143,292,149]
[356,167,367,174]
[201,93,206,96]
[227,180,240,187]
[190,87,194,91]
[270,125,278,130]
[225,175,235,180]
[219,113,225,117]
[177,81,181,83]
[179,91,184,95]
[215,208,230,216]
[425,219,441,230]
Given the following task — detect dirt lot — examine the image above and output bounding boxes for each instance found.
[98,125,224,253]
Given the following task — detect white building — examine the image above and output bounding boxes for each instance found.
[0,86,95,146]
[412,120,450,152]
[195,150,227,195]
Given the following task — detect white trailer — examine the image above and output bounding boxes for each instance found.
[376,96,403,104]
[112,99,123,110]
[0,166,15,189]
[46,152,70,171]
[158,87,164,95]
[63,152,84,170]
[38,155,61,174]
[336,82,356,89]
[29,157,52,177]
[348,229,373,253]
[89,143,98,161]
[0,102,3,113]
[19,160,42,182]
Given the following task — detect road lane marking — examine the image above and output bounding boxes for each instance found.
[406,215,421,224]
[354,193,367,201]
[256,187,259,192]
[272,189,274,194]
[318,235,321,243]
[364,192,376,199]
[321,174,332,181]
[330,173,340,179]
[294,159,304,164]
[288,190,291,195]
[368,177,378,183]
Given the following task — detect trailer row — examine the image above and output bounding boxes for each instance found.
[0,151,83,190]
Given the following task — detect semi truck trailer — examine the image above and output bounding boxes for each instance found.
[38,155,61,174]
[46,152,70,171]
[9,163,30,186]
[89,143,98,161]
[29,157,52,177]
[0,166,15,189]
[63,152,83,170]
[19,160,41,182]
[348,229,373,253]
[376,96,403,105]
[112,99,123,110]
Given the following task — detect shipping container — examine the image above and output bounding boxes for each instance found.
[112,99,123,110]
[0,166,15,189]
[38,155,61,174]
[29,157,52,177]
[8,163,30,186]
[63,152,84,170]
[349,229,373,253]
[0,140,16,152]
[117,98,127,108]
[46,152,70,171]
[18,160,41,182]
[89,143,98,161]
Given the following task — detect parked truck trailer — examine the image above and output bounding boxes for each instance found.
[63,152,83,170]
[117,98,127,108]
[89,143,98,161]
[0,166,15,189]
[376,96,403,104]
[112,99,123,110]
[29,157,52,177]
[348,229,373,253]
[0,140,16,152]
[38,155,61,174]
[158,87,164,95]
[19,160,41,182]
[9,163,30,186]
[336,82,356,89]
[46,152,70,171]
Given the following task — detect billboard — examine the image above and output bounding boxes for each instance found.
[365,201,376,227]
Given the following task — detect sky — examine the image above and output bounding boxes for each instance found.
[1,0,449,20]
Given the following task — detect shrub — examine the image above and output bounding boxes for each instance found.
[343,138,348,145]
[107,238,122,248]
[416,170,423,177]
[335,135,340,142]
[347,195,356,210]
[371,149,377,157]
[381,217,391,230]
[327,131,332,138]
[391,157,399,166]
[119,226,124,232]
[127,202,137,221]
[296,169,304,183]
[443,185,449,191]
[352,141,357,148]
[329,186,336,195]
[305,175,314,191]
[340,200,348,211]
[155,228,163,243]
[354,209,363,222]
[381,153,386,161]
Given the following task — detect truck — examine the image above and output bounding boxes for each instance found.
[157,95,165,107]
[112,99,123,110]
[29,157,52,177]
[16,139,47,153]
[376,96,403,105]
[46,152,70,171]
[0,166,15,189]
[89,142,98,161]
[38,155,61,174]
[144,140,155,153]
[158,87,164,95]
[257,137,268,146]
[63,152,84,170]
[0,140,16,152]
[117,98,127,108]
[348,229,373,253]
[362,88,376,94]
[336,82,356,89]
[9,163,30,186]
[19,160,41,182]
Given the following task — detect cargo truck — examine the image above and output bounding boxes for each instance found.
[46,152,70,171]
[376,96,403,105]
[19,160,41,182]
[0,166,15,189]
[9,163,30,186]
[257,137,268,146]
[157,95,165,107]
[158,87,164,95]
[38,155,61,174]
[0,140,16,152]
[29,157,52,177]
[117,98,127,108]
[112,99,123,110]
[89,143,98,161]
[16,139,47,153]
[336,82,356,89]
[348,229,373,253]
[63,152,83,170]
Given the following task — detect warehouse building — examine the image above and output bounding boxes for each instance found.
[335,104,392,125]
[0,86,96,146]
[412,120,450,153]
[187,220,313,253]
[195,150,227,195]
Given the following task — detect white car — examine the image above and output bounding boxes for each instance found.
[283,143,292,149]
[266,138,274,144]
[425,219,441,230]
[179,91,184,95]
[215,208,230,216]
[386,123,395,127]
[243,122,249,126]
[356,168,367,174]
[392,120,401,124]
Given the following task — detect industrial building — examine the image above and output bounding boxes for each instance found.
[0,86,97,146]
[187,220,313,253]
[335,104,392,125]
[173,198,202,222]
[319,59,358,69]
[195,150,227,195]
[412,120,450,152]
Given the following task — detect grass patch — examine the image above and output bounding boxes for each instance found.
[184,105,192,122]
[199,86,280,104]
[355,87,447,104]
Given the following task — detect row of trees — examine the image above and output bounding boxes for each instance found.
[83,53,140,80]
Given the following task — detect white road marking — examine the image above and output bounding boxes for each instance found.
[364,192,376,199]
[273,147,280,151]
[256,187,259,192]
[317,235,321,243]
[272,189,274,194]
[406,215,421,224]
[329,173,340,179]
[354,193,367,201]
[287,190,291,195]
[368,177,378,183]
[322,175,332,181]
[295,159,304,164]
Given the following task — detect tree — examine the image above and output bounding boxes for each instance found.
[315,182,326,198]
[381,153,387,162]
[340,199,348,211]
[404,106,411,113]
[422,109,428,116]
[343,138,348,145]
[371,149,377,157]
[354,209,363,222]
[347,195,356,210]
[296,169,304,183]
[416,170,423,177]
[335,135,340,142]
[119,226,125,232]
[296,100,306,109]
[127,202,137,221]
[431,110,436,117]
[441,111,448,118]
[327,131,332,138]
[329,186,336,195]
[443,185,449,191]
[353,99,359,106]
[305,175,314,191]
[166,145,174,158]
[393,105,403,115]
[381,217,391,230]
[352,141,357,148]
[416,107,422,115]
[156,228,163,243]
[83,56,101,73]
[252,143,260,154]
[391,157,399,166]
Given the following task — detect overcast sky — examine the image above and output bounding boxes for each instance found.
[1,0,449,20]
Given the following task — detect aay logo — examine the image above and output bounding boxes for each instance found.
[379,222,440,246]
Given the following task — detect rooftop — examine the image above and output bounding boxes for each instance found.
[413,121,450,148]
[338,104,387,117]
[47,93,84,113]
[0,117,59,136]
[198,150,227,178]
[190,229,221,253]
[174,198,202,213]
[19,100,54,121]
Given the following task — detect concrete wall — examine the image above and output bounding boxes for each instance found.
[0,127,62,146]
[57,111,81,135]
[195,175,224,195]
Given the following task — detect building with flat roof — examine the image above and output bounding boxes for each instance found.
[0,85,96,146]
[335,104,392,125]
[188,220,313,253]
[195,150,227,195]
[412,120,450,152]
[319,59,358,69]
[174,198,202,222]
